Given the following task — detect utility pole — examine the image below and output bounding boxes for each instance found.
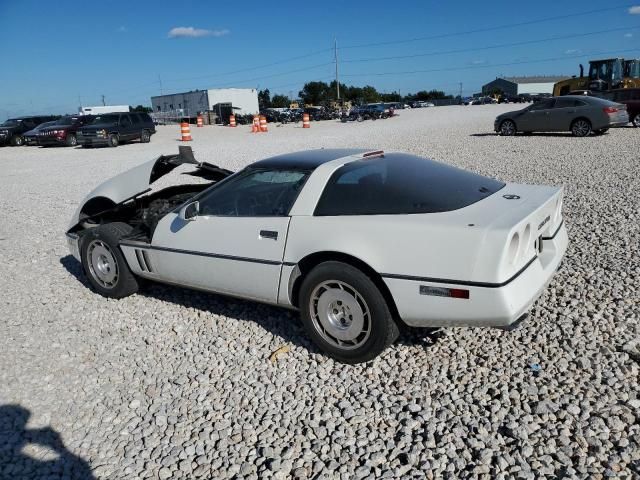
[101,95,106,106]
[158,74,163,95]
[334,38,340,101]
[459,82,463,101]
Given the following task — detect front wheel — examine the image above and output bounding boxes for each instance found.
[107,134,119,147]
[499,119,516,136]
[299,261,399,364]
[80,222,138,298]
[10,135,23,146]
[66,134,77,146]
[632,114,640,128]
[571,119,592,137]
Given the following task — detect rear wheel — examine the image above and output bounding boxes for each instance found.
[499,119,516,136]
[571,119,592,137]
[140,129,151,143]
[80,222,138,298]
[632,114,640,128]
[299,261,399,364]
[66,134,77,146]
[107,134,119,147]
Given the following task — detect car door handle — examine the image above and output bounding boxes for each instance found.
[259,230,278,240]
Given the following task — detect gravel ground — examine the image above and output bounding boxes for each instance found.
[0,106,639,479]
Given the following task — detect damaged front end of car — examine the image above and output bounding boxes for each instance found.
[66,146,233,260]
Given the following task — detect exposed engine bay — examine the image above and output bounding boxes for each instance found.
[72,146,233,242]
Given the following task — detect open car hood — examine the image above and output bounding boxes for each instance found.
[71,146,232,225]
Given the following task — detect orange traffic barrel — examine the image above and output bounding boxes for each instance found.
[196,114,203,127]
[251,115,260,133]
[180,122,192,141]
[229,114,236,127]
[259,115,268,132]
[302,113,310,128]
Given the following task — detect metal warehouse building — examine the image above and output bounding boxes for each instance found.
[482,76,568,96]
[150,88,259,118]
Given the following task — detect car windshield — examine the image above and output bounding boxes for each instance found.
[315,154,505,216]
[91,115,119,124]
[54,116,79,126]
[1,119,21,127]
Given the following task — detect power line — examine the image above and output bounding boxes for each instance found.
[341,48,640,77]
[342,26,640,64]
[340,4,636,49]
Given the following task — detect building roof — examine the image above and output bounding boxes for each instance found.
[250,149,370,170]
[502,76,569,84]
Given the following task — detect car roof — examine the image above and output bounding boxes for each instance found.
[250,148,371,170]
[562,95,615,104]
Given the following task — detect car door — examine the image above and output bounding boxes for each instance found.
[149,168,309,303]
[517,99,555,132]
[550,97,581,131]
[119,114,134,140]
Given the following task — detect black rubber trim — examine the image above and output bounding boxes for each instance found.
[541,219,564,241]
[120,243,282,266]
[381,255,538,289]
[283,262,296,267]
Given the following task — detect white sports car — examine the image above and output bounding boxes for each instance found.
[66,147,568,363]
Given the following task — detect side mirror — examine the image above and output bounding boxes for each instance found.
[179,201,199,221]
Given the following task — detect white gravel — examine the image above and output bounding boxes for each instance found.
[1,105,639,479]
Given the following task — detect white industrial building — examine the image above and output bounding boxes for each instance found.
[150,88,259,117]
[482,76,568,96]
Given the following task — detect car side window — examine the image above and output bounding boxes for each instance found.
[131,114,141,124]
[529,100,555,111]
[198,169,308,217]
[120,115,132,127]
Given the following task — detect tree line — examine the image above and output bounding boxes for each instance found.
[258,81,454,108]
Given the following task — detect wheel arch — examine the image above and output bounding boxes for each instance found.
[80,196,117,220]
[289,251,401,322]
[571,116,591,127]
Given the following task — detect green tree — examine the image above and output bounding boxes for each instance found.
[131,105,152,113]
[271,94,290,108]
[298,81,330,105]
[258,89,271,109]
[361,85,380,103]
[380,92,401,102]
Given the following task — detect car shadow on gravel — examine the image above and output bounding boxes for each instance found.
[0,404,95,479]
[60,255,444,356]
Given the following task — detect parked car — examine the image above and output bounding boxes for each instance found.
[76,112,156,148]
[604,88,640,127]
[495,95,629,137]
[0,115,59,146]
[22,120,58,146]
[66,147,567,363]
[37,115,95,147]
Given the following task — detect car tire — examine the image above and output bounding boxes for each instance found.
[140,130,151,143]
[10,135,23,146]
[80,222,138,299]
[571,119,592,137]
[66,134,77,147]
[632,114,640,128]
[499,119,517,136]
[299,261,399,364]
[108,134,119,147]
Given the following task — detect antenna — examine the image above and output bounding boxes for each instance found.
[334,38,340,101]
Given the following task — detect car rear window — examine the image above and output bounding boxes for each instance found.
[314,154,505,216]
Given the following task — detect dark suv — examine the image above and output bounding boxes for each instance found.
[605,88,640,127]
[37,115,95,147]
[0,116,59,146]
[76,112,156,147]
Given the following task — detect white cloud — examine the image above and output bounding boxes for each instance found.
[629,5,640,14]
[168,27,230,38]
[624,33,633,38]
[565,49,581,55]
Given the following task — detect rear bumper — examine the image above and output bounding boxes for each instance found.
[385,222,569,328]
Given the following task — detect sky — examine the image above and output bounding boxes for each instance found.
[0,0,638,118]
